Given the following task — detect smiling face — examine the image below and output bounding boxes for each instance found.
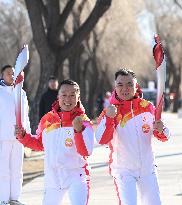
[115,74,137,101]
[58,84,80,111]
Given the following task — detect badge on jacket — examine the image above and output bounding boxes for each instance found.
[142,124,150,133]
[65,138,73,147]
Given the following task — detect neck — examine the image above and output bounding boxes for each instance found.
[58,108,72,112]
[4,82,13,86]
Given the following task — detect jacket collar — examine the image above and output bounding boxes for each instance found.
[0,79,6,86]
[109,90,142,110]
[51,100,85,127]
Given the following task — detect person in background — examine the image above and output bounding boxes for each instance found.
[95,68,170,205]
[0,65,31,205]
[39,76,59,120]
[96,93,104,117]
[16,79,94,205]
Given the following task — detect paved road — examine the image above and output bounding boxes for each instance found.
[21,112,182,205]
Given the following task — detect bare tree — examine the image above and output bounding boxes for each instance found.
[0,1,31,66]
[64,1,112,118]
[23,0,112,131]
[174,0,182,9]
[144,0,182,112]
[157,20,182,112]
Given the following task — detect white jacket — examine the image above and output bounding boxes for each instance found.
[0,84,31,141]
[19,102,94,189]
[96,95,170,177]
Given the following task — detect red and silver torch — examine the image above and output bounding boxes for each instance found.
[14,45,29,127]
[153,34,166,121]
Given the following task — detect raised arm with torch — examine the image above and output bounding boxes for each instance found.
[0,46,30,205]
[153,34,166,121]
[153,34,169,139]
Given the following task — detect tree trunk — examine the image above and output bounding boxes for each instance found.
[30,54,56,133]
[24,0,112,130]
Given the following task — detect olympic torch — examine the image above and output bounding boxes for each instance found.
[153,34,166,121]
[14,45,29,127]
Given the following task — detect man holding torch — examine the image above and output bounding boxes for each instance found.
[95,35,170,205]
[0,47,31,205]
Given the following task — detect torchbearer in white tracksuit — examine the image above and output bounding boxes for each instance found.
[0,65,31,205]
[16,79,94,205]
[95,68,170,205]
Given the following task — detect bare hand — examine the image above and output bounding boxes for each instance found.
[153,120,164,133]
[15,125,26,139]
[72,116,83,132]
[106,105,117,118]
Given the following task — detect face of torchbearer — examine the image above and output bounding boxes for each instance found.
[58,84,80,111]
[2,67,14,86]
[115,74,137,101]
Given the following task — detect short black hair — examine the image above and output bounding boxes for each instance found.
[1,65,13,73]
[115,68,136,80]
[48,76,58,81]
[59,79,80,93]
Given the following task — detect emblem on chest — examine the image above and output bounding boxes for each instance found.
[142,124,150,133]
[65,138,73,147]
[65,129,73,147]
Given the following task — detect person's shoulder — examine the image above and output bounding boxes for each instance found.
[39,111,60,129]
[39,90,49,101]
[139,98,155,110]
[40,111,55,120]
[47,89,58,96]
[42,110,61,122]
[0,84,4,90]
[0,85,5,96]
[80,113,92,122]
[42,90,49,96]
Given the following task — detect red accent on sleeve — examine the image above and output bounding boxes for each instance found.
[19,133,44,151]
[74,132,89,157]
[153,130,168,142]
[18,112,58,151]
[99,116,115,145]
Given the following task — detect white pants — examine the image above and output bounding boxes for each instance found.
[0,140,24,201]
[42,178,89,205]
[114,172,162,205]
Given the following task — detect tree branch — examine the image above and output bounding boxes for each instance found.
[174,0,182,9]
[72,0,87,30]
[24,0,53,63]
[46,0,60,27]
[39,0,49,30]
[56,0,76,35]
[45,0,61,47]
[59,0,112,61]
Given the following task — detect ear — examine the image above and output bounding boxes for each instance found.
[135,83,143,98]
